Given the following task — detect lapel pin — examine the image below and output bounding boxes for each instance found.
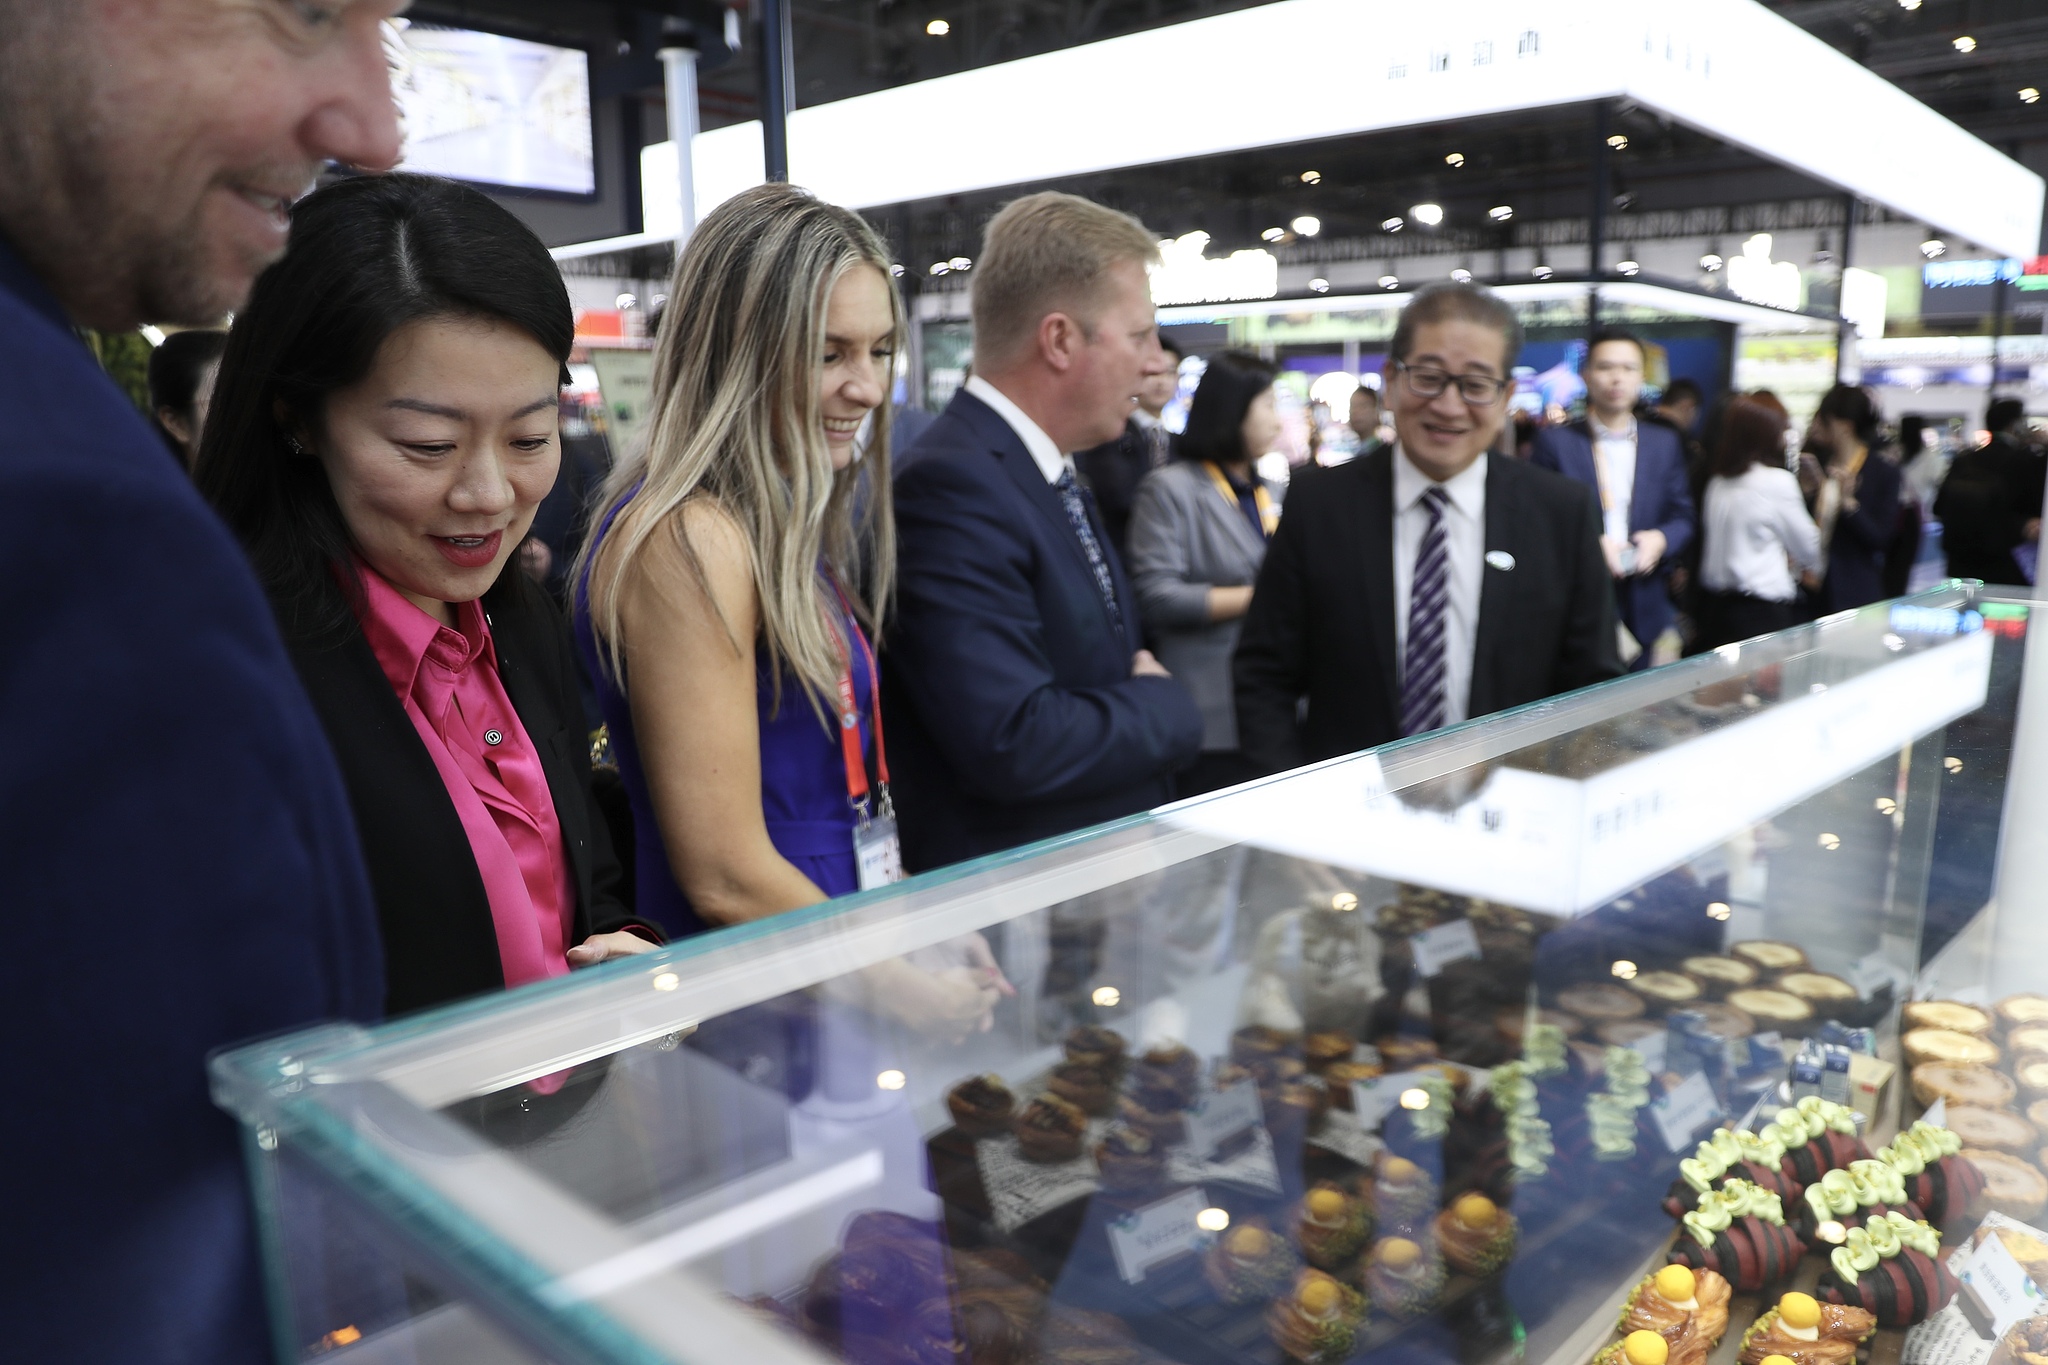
[1485,550,1517,572]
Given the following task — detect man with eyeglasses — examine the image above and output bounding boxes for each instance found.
[1234,282,1622,773]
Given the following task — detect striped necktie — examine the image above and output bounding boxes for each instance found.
[1053,466,1125,642]
[1400,486,1451,737]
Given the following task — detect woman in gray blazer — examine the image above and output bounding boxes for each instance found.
[1126,350,1282,795]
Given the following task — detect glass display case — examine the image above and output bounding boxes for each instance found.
[213,584,2048,1365]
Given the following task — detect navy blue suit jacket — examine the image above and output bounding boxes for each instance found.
[1819,451,1903,614]
[883,389,1204,872]
[1530,418,1696,647]
[0,240,383,1362]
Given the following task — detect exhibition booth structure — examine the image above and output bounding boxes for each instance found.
[215,584,2048,1365]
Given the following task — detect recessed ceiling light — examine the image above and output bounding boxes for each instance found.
[1300,169,1322,184]
[1410,202,1444,226]
[1261,226,1287,242]
[2024,88,2042,104]
[1381,216,1405,233]
[1445,152,1466,168]
[1898,0,1921,9]
[1308,278,1331,293]
[1378,274,1400,290]
[1700,252,1725,272]
[1290,215,1321,237]
[928,261,951,275]
[948,256,972,270]
[926,18,950,35]
[1531,264,1554,280]
[1954,35,1976,53]
[1617,259,1641,276]
[1488,205,1514,222]
[1450,268,1473,284]
[1921,237,1947,258]
[1607,133,1630,151]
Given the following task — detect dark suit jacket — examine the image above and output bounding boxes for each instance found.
[1530,417,1696,646]
[0,238,382,1362]
[1817,452,1903,613]
[1234,448,1624,774]
[1936,435,2043,585]
[284,570,652,1017]
[1076,415,1173,562]
[885,390,1204,872]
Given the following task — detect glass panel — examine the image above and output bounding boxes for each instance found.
[218,587,2046,1365]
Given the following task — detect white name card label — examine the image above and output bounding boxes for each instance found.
[1185,1079,1263,1159]
[1411,918,1481,978]
[1653,1071,1722,1153]
[1107,1187,1212,1284]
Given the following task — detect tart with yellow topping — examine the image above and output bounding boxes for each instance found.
[1202,1219,1296,1305]
[1903,1028,2001,1069]
[1948,1105,2039,1154]
[2019,1060,2048,1103]
[2029,1099,2048,1143]
[1631,971,1706,1014]
[1682,955,1761,998]
[1620,1264,1732,1347]
[1596,1327,1695,1365]
[1967,1148,2048,1221]
[1362,1235,1446,1317]
[1731,941,1809,974]
[1726,988,1814,1030]
[1998,996,2048,1035]
[1778,974,1860,1011]
[1911,1062,2015,1109]
[1291,1183,1373,1271]
[1558,982,1647,1025]
[1265,1268,1366,1364]
[1904,1000,1994,1037]
[1436,1193,1518,1277]
[1736,1291,1875,1365]
[1361,1152,1437,1227]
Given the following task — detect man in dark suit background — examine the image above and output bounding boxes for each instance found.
[1531,329,1697,667]
[1234,283,1622,774]
[1937,396,2044,585]
[1075,330,1182,561]
[0,4,400,1360]
[886,192,1204,872]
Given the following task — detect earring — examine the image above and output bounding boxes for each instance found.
[286,435,306,456]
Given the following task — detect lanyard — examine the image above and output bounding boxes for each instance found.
[1203,460,1279,536]
[824,579,891,825]
[1587,420,1635,514]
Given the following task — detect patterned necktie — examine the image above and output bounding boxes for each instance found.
[1144,423,1170,469]
[1400,486,1451,737]
[1054,466,1125,641]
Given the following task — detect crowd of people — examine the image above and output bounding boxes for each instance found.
[4,4,2046,1361]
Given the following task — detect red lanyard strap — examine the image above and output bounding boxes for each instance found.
[825,579,890,817]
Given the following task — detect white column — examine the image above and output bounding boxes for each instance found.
[657,45,699,244]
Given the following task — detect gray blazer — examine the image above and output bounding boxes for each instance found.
[1126,459,1275,750]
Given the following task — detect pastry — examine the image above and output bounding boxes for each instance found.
[1230,1024,1300,1066]
[1727,988,1815,1030]
[1779,973,1860,1010]
[1324,1061,1382,1108]
[946,1074,1016,1138]
[1669,1180,1808,1292]
[801,1212,955,1350]
[1267,1078,1329,1148]
[1597,1329,1692,1365]
[1903,1028,2001,1069]
[1666,1128,1801,1217]
[1436,1193,1518,1277]
[1304,1030,1356,1074]
[1736,1290,1876,1365]
[1682,1002,1758,1044]
[1495,1006,1581,1046]
[1949,1105,2040,1153]
[1621,1265,1733,1348]
[1684,955,1761,997]
[1133,1043,1200,1106]
[1992,1314,2048,1365]
[1558,982,1647,1024]
[1266,1268,1365,1364]
[1063,1026,1126,1079]
[1598,1019,1668,1050]
[2030,1099,2048,1142]
[1046,1061,1116,1117]
[1118,1090,1186,1147]
[2011,1028,2048,1062]
[1967,1149,2048,1220]
[1363,1235,1446,1317]
[1875,1122,1986,1228]
[1913,1063,2016,1109]
[1905,1000,1995,1036]
[1011,1094,1087,1163]
[1731,940,1809,974]
[1093,1125,1164,1193]
[1292,1183,1373,1271]
[1998,996,2048,1034]
[1632,971,1706,1012]
[1376,1036,1439,1071]
[2018,1060,2048,1101]
[1363,1152,1437,1228]
[1815,1210,1958,1326]
[1766,1098,1870,1187]
[942,1290,1036,1365]
[1203,1219,1296,1305]
[1796,1161,1921,1237]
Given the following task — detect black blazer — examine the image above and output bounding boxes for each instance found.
[884,389,1204,873]
[1816,452,1902,614]
[1233,448,1624,774]
[283,570,652,1017]
[1529,417,1697,646]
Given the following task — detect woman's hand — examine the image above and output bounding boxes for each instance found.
[1206,584,1254,622]
[567,930,660,967]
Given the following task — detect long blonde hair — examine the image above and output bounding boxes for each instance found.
[577,183,904,718]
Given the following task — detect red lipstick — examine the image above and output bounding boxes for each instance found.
[433,530,502,569]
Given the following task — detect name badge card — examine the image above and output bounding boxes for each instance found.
[854,815,904,890]
[1108,1187,1214,1284]
[1410,919,1481,978]
[1653,1071,1723,1153]
[1185,1079,1263,1159]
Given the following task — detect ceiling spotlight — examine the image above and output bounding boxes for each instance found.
[1378,274,1400,290]
[1300,169,1322,184]
[1700,252,1725,272]
[1531,264,1554,280]
[1450,268,1474,284]
[949,256,972,270]
[1611,959,1639,980]
[1617,259,1641,276]
[2024,88,2042,104]
[1954,34,1976,53]
[1607,133,1630,151]
[1381,216,1406,233]
[1488,205,1514,222]
[1308,278,1331,293]
[1898,0,1920,8]
[615,292,638,311]
[1921,237,1947,258]
[888,264,905,277]
[1291,215,1322,237]
[926,18,950,35]
[928,261,951,275]
[1411,202,1445,227]
[1445,152,1466,168]
[1261,226,1287,242]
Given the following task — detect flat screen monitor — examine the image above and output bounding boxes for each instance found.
[391,22,595,197]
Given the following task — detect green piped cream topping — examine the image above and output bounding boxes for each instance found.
[1827,1211,1941,1283]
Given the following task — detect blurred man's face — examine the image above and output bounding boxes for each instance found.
[1583,339,1645,421]
[1384,318,1513,482]
[1136,351,1179,416]
[1661,394,1700,432]
[1348,388,1382,440]
[0,0,407,330]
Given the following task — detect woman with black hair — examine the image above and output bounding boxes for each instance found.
[146,327,225,469]
[1804,382,1902,615]
[198,174,659,1017]
[1695,397,1822,650]
[1125,349,1281,796]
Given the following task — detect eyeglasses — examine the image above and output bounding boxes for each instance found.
[1393,361,1510,406]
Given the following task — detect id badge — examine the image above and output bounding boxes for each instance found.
[853,814,904,890]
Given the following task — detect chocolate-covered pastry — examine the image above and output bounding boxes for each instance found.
[1046,1061,1115,1117]
[1362,1152,1437,1228]
[1736,1290,1875,1365]
[1324,1061,1382,1108]
[1363,1235,1445,1317]
[1621,1264,1732,1347]
[1814,1210,1957,1326]
[1063,1026,1126,1075]
[1875,1121,1985,1228]
[1730,940,1808,974]
[1558,982,1646,1025]
[1231,1024,1300,1066]
[1012,1093,1087,1163]
[946,1074,1016,1138]
[1266,1268,1366,1363]
[1905,1000,1995,1036]
[1203,1220,1296,1305]
[1292,1183,1373,1271]
[1118,1086,1187,1147]
[1668,1179,1807,1293]
[1968,1148,2048,1221]
[1683,955,1760,997]
[1435,1192,1517,1277]
[1495,1007,1581,1046]
[802,1212,954,1349]
[1764,1098,1869,1187]
[1903,1027,2000,1069]
[1727,988,1814,1030]
[1134,1043,1200,1105]
[1949,1105,2040,1154]
[1632,971,1705,1013]
[1304,1030,1356,1074]
[1913,1062,2015,1109]
[1795,1161,1923,1238]
[1094,1125,1164,1193]
[1664,1126,1801,1218]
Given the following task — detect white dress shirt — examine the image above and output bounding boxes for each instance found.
[1700,464,1822,602]
[1590,413,1638,543]
[966,375,1069,483]
[1392,447,1487,726]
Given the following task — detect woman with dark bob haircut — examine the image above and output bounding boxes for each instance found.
[1124,349,1282,795]
[1803,382,1902,614]
[1694,397,1821,650]
[198,174,660,1017]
